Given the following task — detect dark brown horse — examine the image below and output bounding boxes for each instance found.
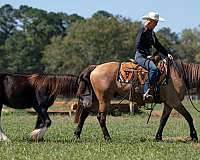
[0,73,78,141]
[74,60,199,142]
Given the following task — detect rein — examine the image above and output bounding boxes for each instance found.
[117,90,131,105]
[117,79,137,105]
[146,103,156,124]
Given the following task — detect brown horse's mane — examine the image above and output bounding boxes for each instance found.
[28,73,78,97]
[173,60,200,89]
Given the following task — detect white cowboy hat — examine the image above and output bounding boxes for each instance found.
[142,11,165,22]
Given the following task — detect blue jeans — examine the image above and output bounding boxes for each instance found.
[135,51,159,93]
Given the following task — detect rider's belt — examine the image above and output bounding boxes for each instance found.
[137,49,150,57]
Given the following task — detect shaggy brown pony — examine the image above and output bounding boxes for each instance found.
[0,73,78,141]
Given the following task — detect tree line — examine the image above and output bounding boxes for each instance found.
[0,4,200,75]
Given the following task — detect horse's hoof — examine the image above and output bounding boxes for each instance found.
[104,136,111,141]
[31,137,44,142]
[74,134,80,139]
[0,133,11,142]
[191,137,198,143]
[0,137,11,142]
[155,135,162,142]
[31,127,47,141]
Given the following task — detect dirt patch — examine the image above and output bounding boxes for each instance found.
[162,136,191,142]
[146,110,180,117]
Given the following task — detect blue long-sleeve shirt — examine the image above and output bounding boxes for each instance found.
[135,26,168,57]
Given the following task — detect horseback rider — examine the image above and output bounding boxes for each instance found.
[135,11,173,100]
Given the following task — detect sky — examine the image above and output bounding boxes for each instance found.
[1,0,200,34]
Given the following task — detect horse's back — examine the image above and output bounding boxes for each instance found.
[90,62,119,82]
[90,62,120,99]
[91,62,119,75]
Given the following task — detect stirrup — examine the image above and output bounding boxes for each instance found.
[143,89,153,101]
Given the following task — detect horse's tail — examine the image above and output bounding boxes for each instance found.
[74,65,96,123]
[76,65,96,97]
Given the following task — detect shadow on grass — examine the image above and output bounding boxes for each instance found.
[10,135,198,145]
[162,136,198,143]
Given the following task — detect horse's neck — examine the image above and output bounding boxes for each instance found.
[179,62,200,89]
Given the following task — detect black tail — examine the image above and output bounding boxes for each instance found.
[74,65,96,123]
[76,65,96,97]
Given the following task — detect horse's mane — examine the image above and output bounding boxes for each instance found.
[173,60,200,89]
[29,74,78,97]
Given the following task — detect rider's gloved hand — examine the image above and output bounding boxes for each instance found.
[167,53,173,60]
[147,55,153,59]
[167,49,174,60]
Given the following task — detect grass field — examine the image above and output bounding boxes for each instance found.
[1,101,200,160]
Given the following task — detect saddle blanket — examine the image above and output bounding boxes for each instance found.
[118,62,148,84]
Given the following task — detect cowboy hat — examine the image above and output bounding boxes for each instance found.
[142,11,165,21]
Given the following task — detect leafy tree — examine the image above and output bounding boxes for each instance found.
[3,31,41,72]
[0,4,17,44]
[157,27,179,44]
[92,10,113,18]
[156,27,179,56]
[1,4,200,74]
[42,11,141,74]
[178,28,200,62]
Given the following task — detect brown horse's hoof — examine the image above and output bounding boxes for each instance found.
[30,137,44,142]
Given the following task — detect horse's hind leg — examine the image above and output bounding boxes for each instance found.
[155,103,172,141]
[74,108,89,139]
[97,112,111,141]
[0,104,10,141]
[174,103,198,142]
[97,100,111,141]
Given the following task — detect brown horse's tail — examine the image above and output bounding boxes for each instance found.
[74,65,96,123]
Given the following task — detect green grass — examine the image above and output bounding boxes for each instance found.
[1,101,200,160]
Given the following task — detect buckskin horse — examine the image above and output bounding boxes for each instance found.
[0,73,78,141]
[74,60,199,142]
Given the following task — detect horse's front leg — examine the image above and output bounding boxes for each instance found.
[155,103,172,141]
[0,104,10,142]
[174,103,198,142]
[31,108,51,141]
[35,115,44,129]
[31,106,51,141]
